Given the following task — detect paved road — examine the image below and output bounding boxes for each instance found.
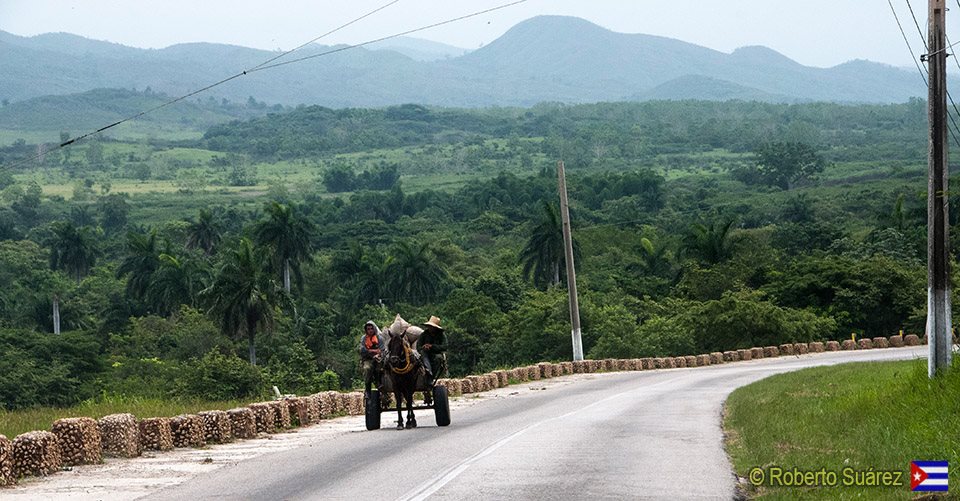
[145,347,926,501]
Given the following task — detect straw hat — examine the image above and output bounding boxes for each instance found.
[423,316,443,331]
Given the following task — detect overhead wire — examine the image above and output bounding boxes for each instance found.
[895,0,960,148]
[909,0,960,147]
[0,0,528,172]
[0,0,403,172]
[247,0,400,73]
[889,0,928,84]
[248,0,528,73]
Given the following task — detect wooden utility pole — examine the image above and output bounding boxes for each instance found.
[926,0,953,377]
[557,160,583,361]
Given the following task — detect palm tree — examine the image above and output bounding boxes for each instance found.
[385,241,447,305]
[48,221,98,284]
[684,219,736,264]
[329,243,388,306]
[185,208,222,255]
[253,201,316,293]
[147,252,209,316]
[638,237,674,278]
[116,229,161,301]
[41,272,71,335]
[519,200,580,288]
[204,238,278,365]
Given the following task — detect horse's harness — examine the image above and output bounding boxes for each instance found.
[389,331,417,375]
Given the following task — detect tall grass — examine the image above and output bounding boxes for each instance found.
[725,359,960,499]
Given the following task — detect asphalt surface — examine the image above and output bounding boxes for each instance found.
[145,347,927,501]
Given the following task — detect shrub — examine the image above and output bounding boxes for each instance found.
[0,349,78,410]
[100,357,179,398]
[0,330,103,409]
[262,341,323,395]
[175,351,263,401]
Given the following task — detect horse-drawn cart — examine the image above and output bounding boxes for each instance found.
[365,365,451,430]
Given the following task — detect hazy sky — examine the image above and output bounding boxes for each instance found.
[0,0,954,69]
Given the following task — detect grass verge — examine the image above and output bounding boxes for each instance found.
[724,359,959,500]
[0,395,249,438]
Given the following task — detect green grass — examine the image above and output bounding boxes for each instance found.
[0,395,249,438]
[724,359,960,499]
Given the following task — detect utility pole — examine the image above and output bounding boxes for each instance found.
[557,160,584,361]
[926,0,953,377]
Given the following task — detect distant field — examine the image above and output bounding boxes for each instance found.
[0,124,204,147]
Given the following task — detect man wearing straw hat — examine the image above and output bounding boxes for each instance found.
[419,316,447,388]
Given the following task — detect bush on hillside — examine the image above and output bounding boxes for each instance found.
[175,351,263,401]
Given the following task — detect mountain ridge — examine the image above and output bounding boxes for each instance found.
[0,16,924,107]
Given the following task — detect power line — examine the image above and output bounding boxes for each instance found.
[905,0,929,51]
[248,0,400,73]
[248,0,528,73]
[894,0,960,149]
[0,0,403,172]
[1,0,528,172]
[890,0,929,86]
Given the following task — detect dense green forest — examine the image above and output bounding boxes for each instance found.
[0,97,946,411]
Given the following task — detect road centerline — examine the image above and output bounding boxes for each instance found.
[396,373,693,501]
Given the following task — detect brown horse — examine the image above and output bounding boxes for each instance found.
[385,333,421,430]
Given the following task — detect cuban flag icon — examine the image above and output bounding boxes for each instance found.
[911,460,949,492]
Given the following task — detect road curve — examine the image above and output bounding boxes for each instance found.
[145,347,926,501]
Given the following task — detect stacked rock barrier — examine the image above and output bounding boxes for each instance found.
[227,408,256,439]
[170,415,205,448]
[267,401,291,429]
[51,417,102,466]
[198,411,232,444]
[304,395,322,423]
[0,434,14,486]
[468,375,488,392]
[345,393,364,415]
[285,398,309,427]
[12,431,62,477]
[139,418,173,451]
[247,403,274,433]
[98,413,140,458]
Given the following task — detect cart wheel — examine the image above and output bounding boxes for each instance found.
[365,390,381,430]
[433,385,450,427]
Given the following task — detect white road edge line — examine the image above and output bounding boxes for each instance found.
[396,374,692,501]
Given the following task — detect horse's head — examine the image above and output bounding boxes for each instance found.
[386,330,409,368]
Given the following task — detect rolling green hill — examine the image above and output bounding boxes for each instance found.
[0,88,280,144]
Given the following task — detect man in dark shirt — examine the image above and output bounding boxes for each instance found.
[419,315,447,384]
